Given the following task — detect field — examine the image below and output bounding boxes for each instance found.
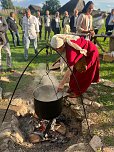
[0,21,114,147]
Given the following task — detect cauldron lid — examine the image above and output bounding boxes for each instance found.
[33,85,63,102]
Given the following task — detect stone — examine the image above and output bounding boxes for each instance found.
[64,143,94,152]
[82,119,95,132]
[103,81,114,88]
[0,87,3,100]
[87,86,95,92]
[54,122,66,135]
[28,105,35,115]
[0,122,12,132]
[83,99,92,105]
[66,132,75,139]
[67,97,79,105]
[0,76,10,82]
[29,133,41,143]
[70,105,81,111]
[91,101,102,108]
[3,92,12,99]
[11,126,24,143]
[89,135,103,152]
[11,115,19,127]
[16,104,28,116]
[0,143,8,151]
[103,147,114,152]
[0,129,11,139]
[2,150,10,152]
[11,98,23,106]
[111,93,114,95]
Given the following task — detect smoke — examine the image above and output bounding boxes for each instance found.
[33,63,59,89]
[32,63,61,101]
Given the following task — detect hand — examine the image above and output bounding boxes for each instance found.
[57,83,64,92]
[112,20,114,23]
[75,57,87,73]
[90,30,95,37]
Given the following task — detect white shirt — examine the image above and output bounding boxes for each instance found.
[74,16,78,27]
[45,15,51,27]
[93,16,104,29]
[22,15,39,39]
[37,17,41,26]
[55,17,60,28]
[108,15,114,25]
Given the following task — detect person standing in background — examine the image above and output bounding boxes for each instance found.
[19,10,26,44]
[70,9,79,33]
[44,10,51,40]
[104,9,114,41]
[0,15,13,73]
[36,11,43,40]
[22,8,39,60]
[93,13,107,44]
[51,11,61,35]
[76,1,95,40]
[7,12,20,47]
[62,11,70,33]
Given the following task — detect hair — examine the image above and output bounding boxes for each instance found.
[25,8,31,13]
[10,12,14,17]
[82,1,94,13]
[111,8,114,13]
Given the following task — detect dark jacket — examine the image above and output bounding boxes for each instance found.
[70,15,78,31]
[44,15,51,27]
[0,16,8,44]
[7,17,18,32]
[51,17,61,32]
[105,14,111,28]
[105,13,114,32]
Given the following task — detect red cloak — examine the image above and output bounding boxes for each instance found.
[65,37,100,96]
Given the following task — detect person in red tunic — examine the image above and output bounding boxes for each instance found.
[50,34,100,97]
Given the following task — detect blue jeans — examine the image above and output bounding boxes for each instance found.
[10,30,20,46]
[24,37,38,60]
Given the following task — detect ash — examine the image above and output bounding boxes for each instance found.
[18,106,82,152]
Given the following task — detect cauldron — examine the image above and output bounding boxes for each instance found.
[33,85,63,120]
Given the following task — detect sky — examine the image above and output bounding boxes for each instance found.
[0,0,114,11]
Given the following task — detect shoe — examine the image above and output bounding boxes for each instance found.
[35,50,38,55]
[24,56,28,61]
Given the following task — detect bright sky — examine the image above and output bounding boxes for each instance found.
[0,0,114,11]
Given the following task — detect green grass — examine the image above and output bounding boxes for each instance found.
[1,24,114,91]
[0,23,114,146]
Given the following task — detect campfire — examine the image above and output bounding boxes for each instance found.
[18,110,82,144]
[0,83,103,151]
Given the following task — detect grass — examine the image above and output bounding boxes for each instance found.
[0,22,114,146]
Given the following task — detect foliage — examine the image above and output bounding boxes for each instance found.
[1,0,14,9]
[42,0,61,15]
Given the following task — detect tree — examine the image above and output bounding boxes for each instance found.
[42,0,61,15]
[1,0,14,9]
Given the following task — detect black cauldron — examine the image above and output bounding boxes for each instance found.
[33,85,63,120]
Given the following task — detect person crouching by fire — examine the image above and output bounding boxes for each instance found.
[50,34,100,98]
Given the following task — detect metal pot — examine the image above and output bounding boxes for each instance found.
[33,85,63,120]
